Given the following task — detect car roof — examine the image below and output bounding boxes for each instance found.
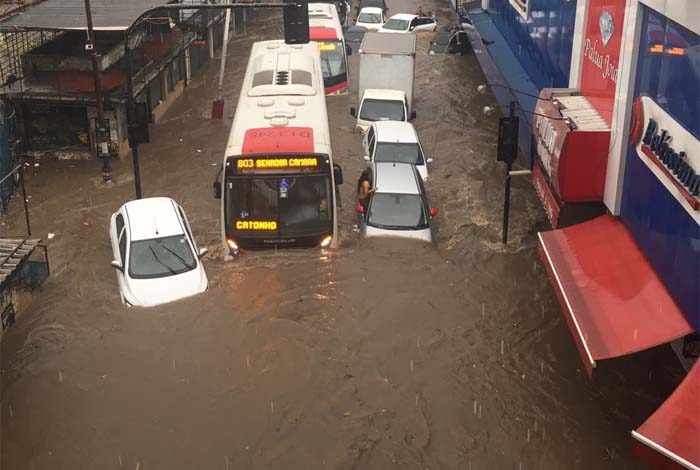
[122,197,185,241]
[374,162,420,194]
[389,13,417,21]
[359,6,383,13]
[363,88,406,100]
[373,121,418,143]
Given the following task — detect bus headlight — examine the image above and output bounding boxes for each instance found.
[226,238,239,252]
[320,235,333,248]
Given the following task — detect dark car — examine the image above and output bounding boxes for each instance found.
[429,26,470,55]
[356,0,388,14]
[343,25,368,54]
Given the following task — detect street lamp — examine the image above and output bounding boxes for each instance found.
[477,83,573,244]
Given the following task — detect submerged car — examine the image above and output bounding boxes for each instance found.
[355,6,385,31]
[356,162,438,242]
[363,120,432,180]
[379,13,437,34]
[429,26,470,55]
[343,25,368,54]
[109,197,208,307]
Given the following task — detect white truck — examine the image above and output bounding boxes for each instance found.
[350,32,416,133]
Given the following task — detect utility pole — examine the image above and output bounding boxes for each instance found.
[84,0,112,183]
[502,101,515,244]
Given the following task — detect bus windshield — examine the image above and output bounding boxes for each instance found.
[226,175,332,237]
[318,40,347,86]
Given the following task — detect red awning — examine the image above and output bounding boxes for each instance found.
[633,361,700,470]
[538,215,694,376]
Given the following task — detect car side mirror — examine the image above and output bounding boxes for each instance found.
[350,107,356,117]
[426,157,433,164]
[363,155,370,161]
[198,247,208,259]
[346,44,352,56]
[410,110,417,120]
[355,204,365,214]
[333,163,344,185]
[409,26,415,31]
[111,260,124,272]
[430,208,439,217]
[213,180,222,199]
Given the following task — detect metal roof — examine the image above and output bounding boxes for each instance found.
[359,31,416,55]
[0,0,173,32]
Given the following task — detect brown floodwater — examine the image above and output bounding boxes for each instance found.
[0,1,685,469]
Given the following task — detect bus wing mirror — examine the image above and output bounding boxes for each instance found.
[350,107,356,117]
[333,164,344,185]
[363,155,370,161]
[213,180,222,199]
[198,247,208,259]
[346,44,353,56]
[111,260,124,272]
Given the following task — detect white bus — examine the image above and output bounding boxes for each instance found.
[214,40,343,256]
[308,2,351,95]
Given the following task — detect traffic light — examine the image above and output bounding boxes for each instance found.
[497,116,518,164]
[283,0,309,44]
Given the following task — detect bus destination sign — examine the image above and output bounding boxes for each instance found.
[236,157,319,171]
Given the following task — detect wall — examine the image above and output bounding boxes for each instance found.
[488,0,578,90]
[620,4,700,330]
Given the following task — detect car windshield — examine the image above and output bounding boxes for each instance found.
[360,99,405,121]
[226,175,332,237]
[358,12,382,23]
[374,142,424,165]
[129,235,196,279]
[368,193,428,229]
[383,18,409,30]
[318,41,347,82]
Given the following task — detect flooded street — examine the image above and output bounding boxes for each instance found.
[0,1,687,469]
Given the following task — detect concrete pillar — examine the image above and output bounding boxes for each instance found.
[603,0,643,215]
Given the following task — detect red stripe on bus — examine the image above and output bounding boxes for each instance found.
[241,127,315,155]
[310,26,338,40]
[325,81,348,94]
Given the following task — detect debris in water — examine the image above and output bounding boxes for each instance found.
[343,411,351,417]
[246,355,250,368]
[197,149,202,153]
[135,463,140,470]
[270,400,274,413]
[225,455,230,470]
[478,404,482,418]
[172,359,176,370]
[9,405,13,418]
[58,371,63,383]
[482,303,485,316]
[34,162,40,167]
[500,340,504,355]
[527,428,530,442]
[48,233,55,240]
[410,359,414,372]
[83,220,92,228]
[473,400,477,415]
[118,455,122,467]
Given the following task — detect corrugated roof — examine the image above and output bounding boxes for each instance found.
[0,0,173,32]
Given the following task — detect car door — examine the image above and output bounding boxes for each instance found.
[176,204,199,260]
[111,212,129,301]
[408,18,418,32]
[358,166,374,237]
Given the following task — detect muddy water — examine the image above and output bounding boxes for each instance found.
[0,1,685,469]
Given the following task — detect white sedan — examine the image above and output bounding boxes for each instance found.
[355,7,385,31]
[109,197,208,307]
[379,13,437,34]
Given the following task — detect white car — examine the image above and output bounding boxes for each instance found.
[355,7,385,31]
[352,88,412,134]
[109,197,208,307]
[356,162,438,242]
[379,13,437,34]
[363,121,432,180]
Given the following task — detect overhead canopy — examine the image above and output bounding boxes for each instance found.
[633,361,700,470]
[538,215,694,377]
[0,0,173,32]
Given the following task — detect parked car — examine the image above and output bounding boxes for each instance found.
[429,26,470,55]
[355,162,438,242]
[355,6,385,31]
[362,121,432,180]
[343,25,368,54]
[356,0,387,14]
[109,197,208,307]
[379,14,437,34]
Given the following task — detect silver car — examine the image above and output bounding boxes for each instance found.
[355,162,438,242]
